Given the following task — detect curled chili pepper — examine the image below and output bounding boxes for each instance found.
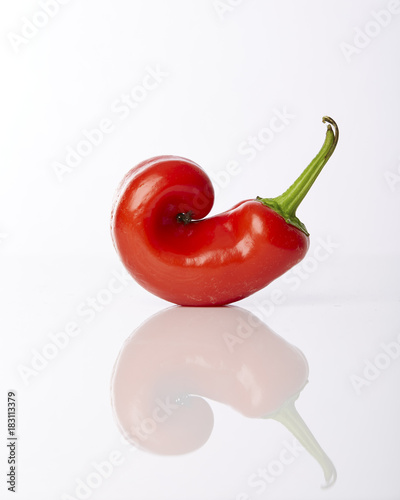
[111,117,339,306]
[111,306,337,487]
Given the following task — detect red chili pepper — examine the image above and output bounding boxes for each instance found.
[111,117,338,306]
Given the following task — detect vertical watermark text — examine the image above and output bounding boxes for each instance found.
[6,391,18,493]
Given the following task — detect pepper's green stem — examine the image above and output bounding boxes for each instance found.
[267,395,337,488]
[257,116,339,235]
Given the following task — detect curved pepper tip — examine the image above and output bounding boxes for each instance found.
[322,116,339,155]
[322,115,337,127]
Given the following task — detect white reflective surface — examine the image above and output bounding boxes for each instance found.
[1,0,400,498]
[1,253,399,499]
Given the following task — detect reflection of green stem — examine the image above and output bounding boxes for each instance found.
[267,396,337,488]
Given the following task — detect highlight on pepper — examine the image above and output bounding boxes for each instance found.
[111,116,339,306]
[111,306,337,488]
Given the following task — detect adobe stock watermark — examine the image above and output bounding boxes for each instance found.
[62,449,125,500]
[62,395,182,499]
[7,0,72,54]
[236,438,304,499]
[384,155,400,192]
[209,160,243,196]
[223,310,262,354]
[127,395,184,443]
[253,235,339,319]
[349,332,400,395]
[222,236,339,354]
[213,0,248,20]
[237,107,295,162]
[17,268,133,385]
[51,65,168,183]
[340,1,400,63]
[62,430,143,500]
[202,107,295,200]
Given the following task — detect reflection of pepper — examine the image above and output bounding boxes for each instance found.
[111,117,338,306]
[111,306,336,487]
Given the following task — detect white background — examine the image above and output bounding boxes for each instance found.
[1,0,400,499]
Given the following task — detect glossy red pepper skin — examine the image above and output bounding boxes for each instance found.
[111,156,309,306]
[111,117,338,306]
